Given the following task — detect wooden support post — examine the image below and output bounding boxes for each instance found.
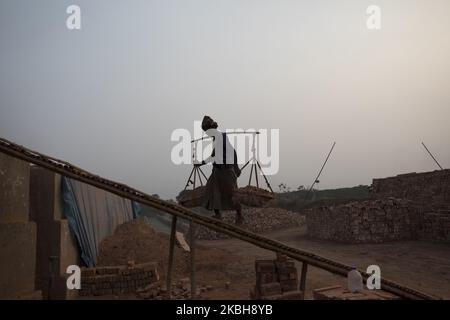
[196,168,203,186]
[248,163,254,186]
[299,262,308,299]
[166,216,178,299]
[193,167,197,188]
[189,221,196,299]
[199,167,208,180]
[184,166,195,189]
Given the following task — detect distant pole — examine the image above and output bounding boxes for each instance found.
[421,142,443,170]
[189,221,196,299]
[166,216,178,299]
[305,142,336,200]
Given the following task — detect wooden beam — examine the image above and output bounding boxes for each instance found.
[166,216,178,299]
[190,221,196,299]
[300,262,308,299]
[254,164,259,188]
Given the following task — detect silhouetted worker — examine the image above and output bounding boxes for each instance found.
[195,116,243,224]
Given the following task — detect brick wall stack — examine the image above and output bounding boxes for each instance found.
[251,253,303,300]
[371,169,450,242]
[79,262,158,296]
[420,211,450,242]
[306,198,422,243]
[0,153,41,299]
[306,170,450,243]
[372,169,450,206]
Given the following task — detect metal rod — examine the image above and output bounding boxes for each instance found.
[189,221,196,299]
[240,159,251,172]
[421,142,443,170]
[254,164,259,188]
[305,141,336,200]
[299,262,308,300]
[248,162,254,186]
[196,168,203,186]
[166,216,178,299]
[193,166,197,188]
[198,167,208,181]
[256,160,274,193]
[184,166,195,190]
[191,131,260,143]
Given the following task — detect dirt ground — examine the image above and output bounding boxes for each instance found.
[89,220,450,300]
[194,225,450,300]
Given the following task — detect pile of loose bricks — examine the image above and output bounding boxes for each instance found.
[250,253,303,300]
[196,207,305,240]
[306,169,450,243]
[79,261,158,296]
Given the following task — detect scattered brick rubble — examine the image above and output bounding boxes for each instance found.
[250,253,303,300]
[79,261,158,296]
[196,207,305,240]
[313,285,400,300]
[136,278,214,300]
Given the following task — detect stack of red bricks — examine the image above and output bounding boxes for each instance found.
[250,253,303,300]
[306,198,422,243]
[421,210,450,242]
[79,261,158,296]
[372,169,450,205]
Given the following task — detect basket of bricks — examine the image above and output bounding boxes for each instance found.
[234,186,274,207]
[176,186,206,208]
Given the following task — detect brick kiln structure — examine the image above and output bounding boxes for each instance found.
[306,170,450,243]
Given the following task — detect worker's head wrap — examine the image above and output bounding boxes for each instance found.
[201,115,218,132]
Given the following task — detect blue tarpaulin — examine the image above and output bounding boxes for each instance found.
[61,177,140,267]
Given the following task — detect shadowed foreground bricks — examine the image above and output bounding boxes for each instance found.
[251,253,303,300]
[80,262,158,296]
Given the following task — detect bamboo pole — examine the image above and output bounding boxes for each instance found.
[189,221,196,299]
[299,262,308,300]
[421,142,444,170]
[305,141,336,200]
[166,216,178,298]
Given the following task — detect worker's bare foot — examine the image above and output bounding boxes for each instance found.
[213,213,223,220]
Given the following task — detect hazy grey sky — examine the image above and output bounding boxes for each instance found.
[1,0,449,199]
